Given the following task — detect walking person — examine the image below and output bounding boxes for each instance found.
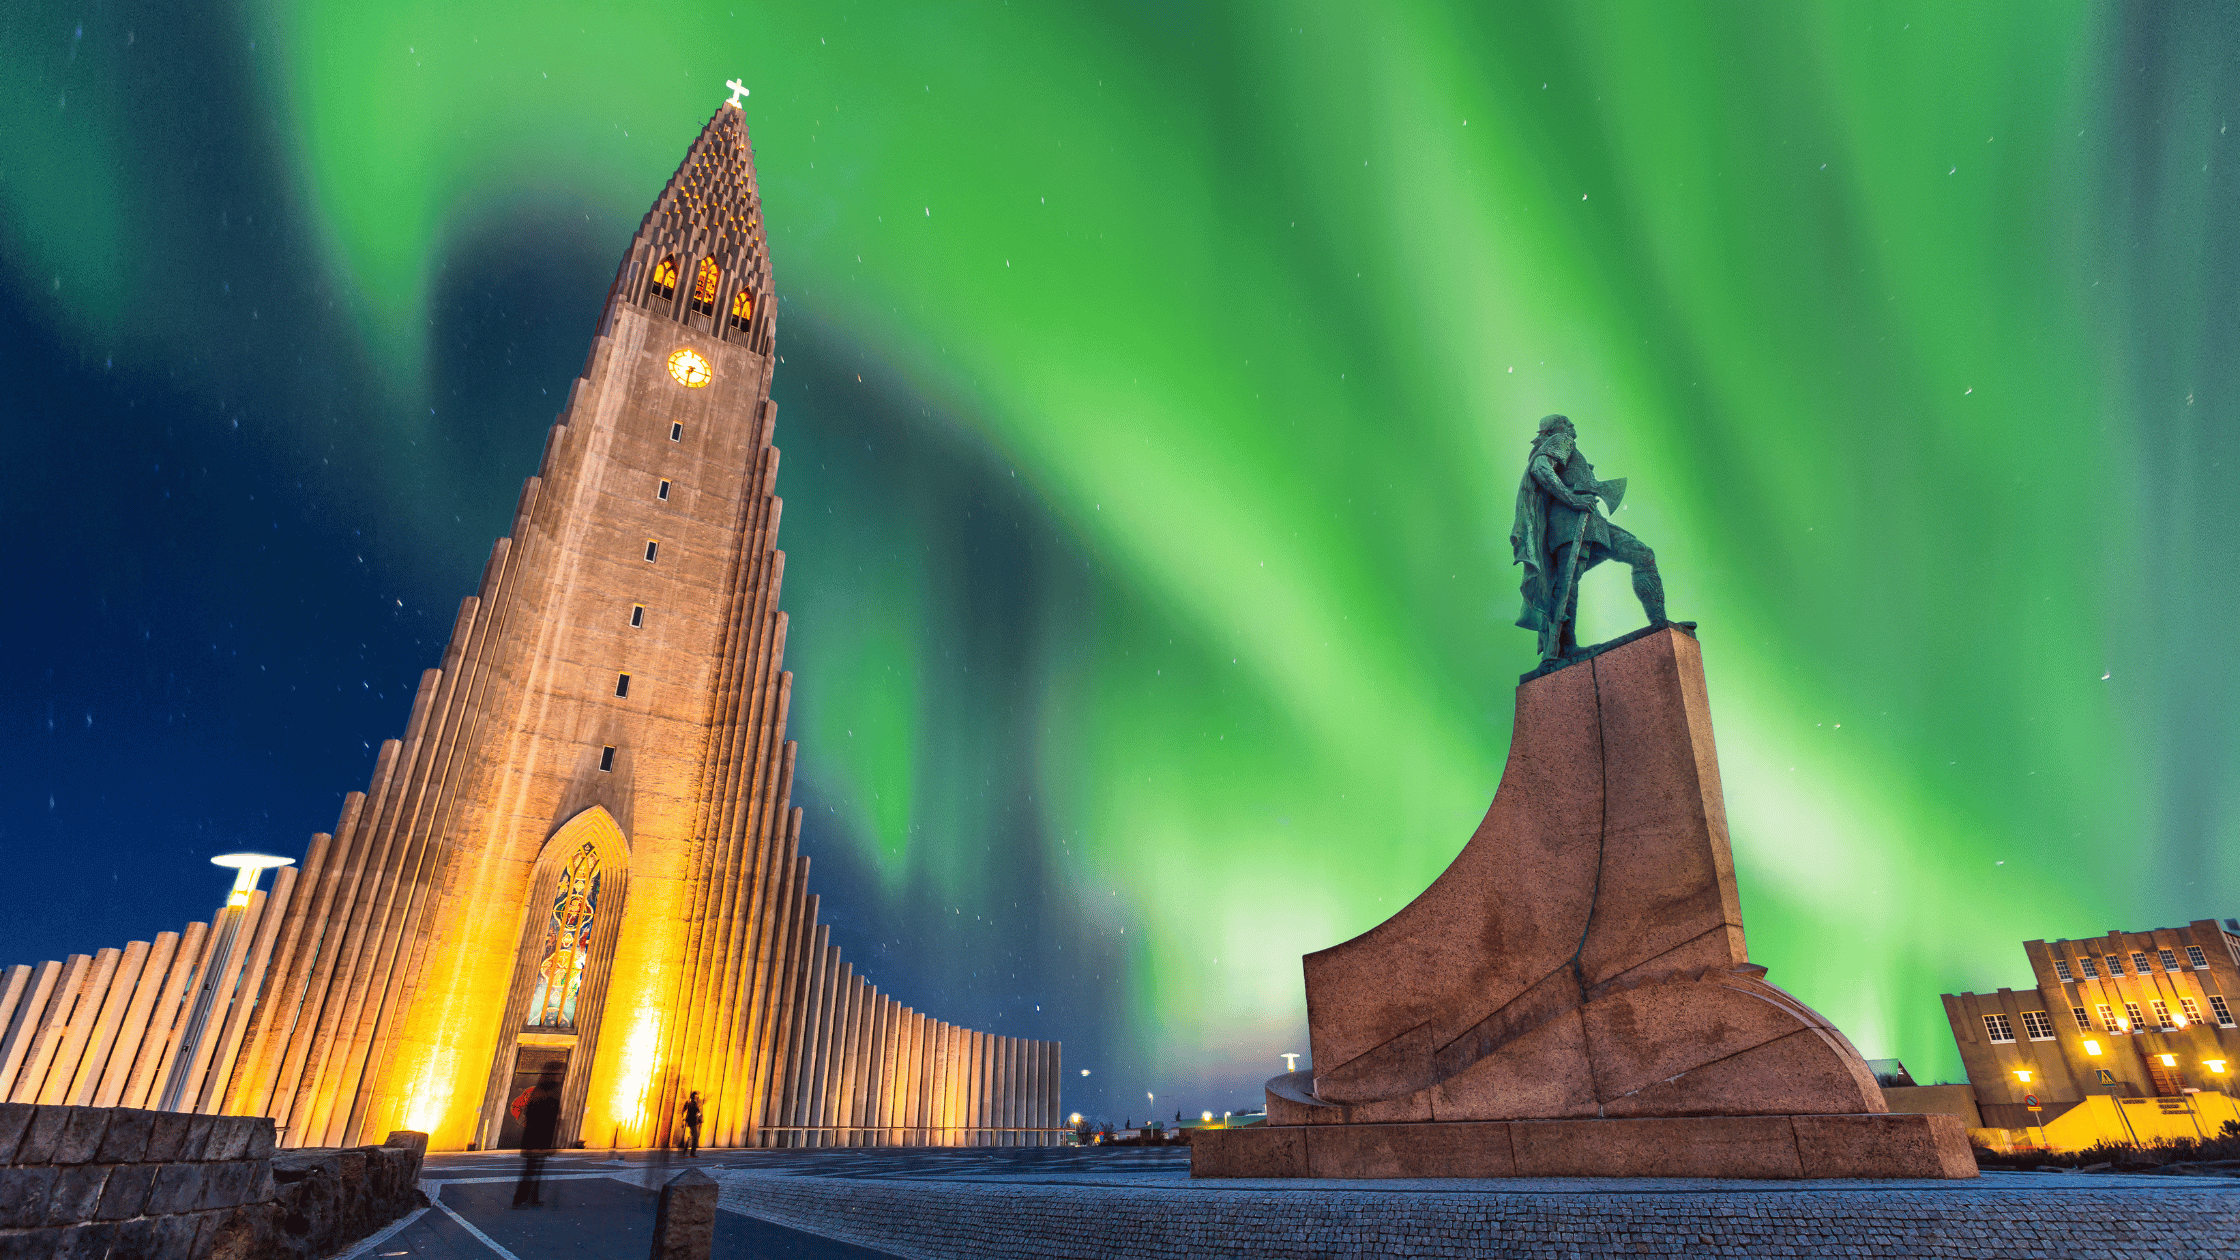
[511,1062,565,1207]
[682,1090,704,1157]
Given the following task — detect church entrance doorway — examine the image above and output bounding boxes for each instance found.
[495,1046,573,1150]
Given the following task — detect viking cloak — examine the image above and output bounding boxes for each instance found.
[1509,431,1612,632]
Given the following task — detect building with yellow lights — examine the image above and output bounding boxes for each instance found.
[0,97,1061,1152]
[1941,918,2240,1151]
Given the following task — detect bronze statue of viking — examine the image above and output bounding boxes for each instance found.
[1510,414,1667,662]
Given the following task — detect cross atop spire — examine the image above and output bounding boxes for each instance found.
[725,78,750,108]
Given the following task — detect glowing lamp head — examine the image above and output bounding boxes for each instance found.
[1201,1111,1213,1123]
[1069,1113,1083,1126]
[2159,1054,2179,1067]
[2208,1060,2228,1074]
[2012,1069,2033,1083]
[211,853,294,905]
[2083,1039,2102,1056]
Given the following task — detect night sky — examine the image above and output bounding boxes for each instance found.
[4,2,2238,1127]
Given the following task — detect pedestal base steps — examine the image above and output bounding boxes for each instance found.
[1192,1112,1976,1180]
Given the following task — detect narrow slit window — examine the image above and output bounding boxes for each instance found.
[658,479,672,501]
[670,422,684,442]
[649,255,679,301]
[599,746,616,772]
[691,258,722,315]
[645,540,659,562]
[630,604,645,628]
[615,672,631,698]
[729,287,754,331]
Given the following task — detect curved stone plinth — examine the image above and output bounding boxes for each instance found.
[1207,627,1956,1178]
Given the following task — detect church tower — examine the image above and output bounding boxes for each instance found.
[114,98,1070,1151]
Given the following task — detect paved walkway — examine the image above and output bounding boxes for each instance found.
[335,1147,2240,1259]
[334,1151,901,1260]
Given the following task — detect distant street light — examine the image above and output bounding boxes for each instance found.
[157,854,295,1111]
[1281,1052,1301,1073]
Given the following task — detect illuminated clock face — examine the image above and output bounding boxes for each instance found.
[667,347,712,388]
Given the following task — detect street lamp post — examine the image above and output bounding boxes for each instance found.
[155,854,294,1112]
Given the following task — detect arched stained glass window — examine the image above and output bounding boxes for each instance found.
[649,255,679,302]
[729,287,754,331]
[690,258,722,315]
[527,843,601,1028]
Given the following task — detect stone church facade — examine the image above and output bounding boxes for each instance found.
[0,100,1061,1152]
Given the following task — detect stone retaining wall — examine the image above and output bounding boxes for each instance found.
[712,1172,2240,1259]
[0,1104,424,1260]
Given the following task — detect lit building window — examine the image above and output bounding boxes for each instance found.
[2181,997,2202,1025]
[2124,1001,2146,1029]
[2150,999,2173,1028]
[2053,958,2073,982]
[2020,1011,2055,1041]
[2189,946,2211,969]
[1982,1012,2016,1043]
[649,254,679,301]
[528,843,601,1028]
[2071,1006,2090,1027]
[730,287,754,331]
[2097,1003,2119,1032]
[2106,954,2126,976]
[2079,957,2100,978]
[691,258,721,315]
[2212,995,2235,1027]
[2159,949,2180,971]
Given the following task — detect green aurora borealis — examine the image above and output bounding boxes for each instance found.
[6,1,2240,1116]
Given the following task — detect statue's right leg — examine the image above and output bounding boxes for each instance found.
[1604,528,1666,626]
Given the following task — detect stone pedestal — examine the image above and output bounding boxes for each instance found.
[1194,627,1974,1180]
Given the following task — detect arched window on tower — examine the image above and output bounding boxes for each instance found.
[691,258,722,315]
[526,843,601,1028]
[729,287,754,332]
[648,255,679,303]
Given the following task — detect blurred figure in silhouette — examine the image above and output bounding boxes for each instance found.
[511,1061,564,1207]
[682,1091,704,1157]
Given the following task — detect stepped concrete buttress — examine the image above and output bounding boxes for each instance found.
[1194,626,1975,1179]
